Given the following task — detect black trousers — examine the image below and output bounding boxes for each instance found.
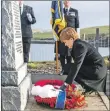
[22,37,31,62]
[64,63,107,92]
[60,55,72,71]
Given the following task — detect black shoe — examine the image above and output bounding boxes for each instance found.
[24,60,28,63]
[54,56,60,61]
[24,58,29,63]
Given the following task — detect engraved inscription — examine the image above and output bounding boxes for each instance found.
[16,41,22,53]
[12,2,22,39]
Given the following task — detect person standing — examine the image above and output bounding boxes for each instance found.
[58,0,80,75]
[19,1,36,63]
[64,0,79,32]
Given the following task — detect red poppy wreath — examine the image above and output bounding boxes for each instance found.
[31,79,86,110]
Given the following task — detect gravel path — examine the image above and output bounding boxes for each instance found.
[28,62,62,74]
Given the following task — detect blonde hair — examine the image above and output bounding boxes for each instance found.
[60,27,78,42]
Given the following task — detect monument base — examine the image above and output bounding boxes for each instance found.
[2,63,27,86]
[2,73,32,111]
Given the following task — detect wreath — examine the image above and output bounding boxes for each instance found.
[34,79,86,110]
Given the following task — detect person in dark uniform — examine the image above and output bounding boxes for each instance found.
[19,1,36,62]
[63,0,79,31]
[59,27,107,93]
[55,0,80,75]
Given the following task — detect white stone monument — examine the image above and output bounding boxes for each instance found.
[2,1,32,110]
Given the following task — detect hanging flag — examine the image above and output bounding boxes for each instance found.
[51,0,66,41]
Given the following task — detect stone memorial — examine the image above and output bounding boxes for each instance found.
[2,1,32,110]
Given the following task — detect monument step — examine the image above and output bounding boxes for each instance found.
[2,63,27,86]
[31,73,67,84]
[2,73,32,111]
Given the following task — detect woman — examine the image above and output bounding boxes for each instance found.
[59,27,107,94]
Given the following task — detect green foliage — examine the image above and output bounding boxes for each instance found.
[28,62,38,69]
[103,56,110,69]
[27,61,55,69]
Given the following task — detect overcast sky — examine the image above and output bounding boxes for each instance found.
[24,1,109,30]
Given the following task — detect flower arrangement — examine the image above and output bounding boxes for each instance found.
[34,79,86,110]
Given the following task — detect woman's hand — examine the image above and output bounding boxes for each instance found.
[60,82,68,91]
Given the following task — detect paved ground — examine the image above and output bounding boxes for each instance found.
[24,93,109,111]
[26,69,110,111]
[106,70,110,97]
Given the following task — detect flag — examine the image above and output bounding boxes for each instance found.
[51,0,66,41]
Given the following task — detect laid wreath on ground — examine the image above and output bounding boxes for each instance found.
[32,79,87,110]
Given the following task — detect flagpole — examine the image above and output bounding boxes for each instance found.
[51,0,65,74]
[56,41,59,74]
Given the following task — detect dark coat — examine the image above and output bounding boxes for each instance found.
[65,39,107,92]
[21,5,36,38]
[64,7,79,30]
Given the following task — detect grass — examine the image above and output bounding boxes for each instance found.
[27,61,55,69]
[32,25,109,40]
[80,25,109,35]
